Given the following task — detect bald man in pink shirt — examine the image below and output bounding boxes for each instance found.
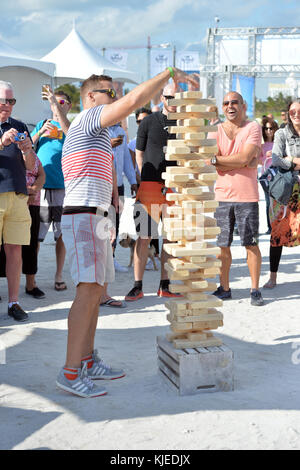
[208,92,264,306]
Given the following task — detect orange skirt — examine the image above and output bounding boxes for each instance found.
[135,182,173,223]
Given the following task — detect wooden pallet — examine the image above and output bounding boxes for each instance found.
[157,336,234,395]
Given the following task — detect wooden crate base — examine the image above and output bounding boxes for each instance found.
[157,336,234,396]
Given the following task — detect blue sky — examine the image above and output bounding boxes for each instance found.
[1,0,300,98]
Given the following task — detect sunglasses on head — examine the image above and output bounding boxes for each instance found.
[223,99,240,106]
[0,98,16,105]
[164,95,175,100]
[92,88,116,99]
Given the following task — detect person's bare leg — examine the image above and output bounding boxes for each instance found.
[161,239,171,280]
[134,237,151,281]
[82,303,101,359]
[65,282,103,368]
[218,247,232,291]
[4,244,22,302]
[246,245,261,291]
[26,274,36,291]
[55,235,66,284]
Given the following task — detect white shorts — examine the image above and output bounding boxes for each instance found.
[61,213,115,287]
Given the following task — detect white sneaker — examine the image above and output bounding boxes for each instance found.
[114,259,128,272]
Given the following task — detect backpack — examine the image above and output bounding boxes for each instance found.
[258,166,278,193]
[268,167,297,206]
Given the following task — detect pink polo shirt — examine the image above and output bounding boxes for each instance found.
[208,121,262,202]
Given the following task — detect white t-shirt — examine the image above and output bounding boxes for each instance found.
[62,105,113,210]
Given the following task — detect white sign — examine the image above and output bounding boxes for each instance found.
[176,51,200,71]
[150,49,172,77]
[104,49,128,69]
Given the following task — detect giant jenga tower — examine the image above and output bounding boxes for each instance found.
[161,90,223,349]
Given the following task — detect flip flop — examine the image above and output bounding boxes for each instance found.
[100,298,126,308]
[55,281,67,291]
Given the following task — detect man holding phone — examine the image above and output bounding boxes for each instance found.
[0,80,36,321]
[31,87,72,291]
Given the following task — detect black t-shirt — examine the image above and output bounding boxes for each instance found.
[0,117,30,195]
[136,111,177,183]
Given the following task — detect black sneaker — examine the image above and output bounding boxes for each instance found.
[212,285,232,300]
[8,303,29,322]
[250,290,264,306]
[125,286,144,301]
[26,287,46,299]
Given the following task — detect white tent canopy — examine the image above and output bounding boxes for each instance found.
[42,27,139,86]
[0,39,55,127]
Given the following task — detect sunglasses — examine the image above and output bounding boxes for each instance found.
[264,127,274,131]
[0,98,16,105]
[289,109,300,117]
[57,99,70,105]
[223,99,240,106]
[164,95,175,100]
[136,119,142,124]
[92,89,116,99]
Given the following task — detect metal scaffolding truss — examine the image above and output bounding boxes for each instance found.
[205,27,300,98]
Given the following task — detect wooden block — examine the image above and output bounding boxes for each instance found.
[161,172,190,182]
[170,246,221,257]
[181,187,206,195]
[183,136,217,145]
[170,126,206,134]
[198,173,218,183]
[170,98,214,106]
[177,105,207,113]
[185,280,216,290]
[165,152,209,161]
[168,284,194,294]
[170,322,193,332]
[186,292,213,301]
[175,91,204,99]
[182,160,206,169]
[168,112,214,120]
[186,332,208,341]
[165,166,199,174]
[163,242,183,255]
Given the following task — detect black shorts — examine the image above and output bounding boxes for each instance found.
[215,201,259,247]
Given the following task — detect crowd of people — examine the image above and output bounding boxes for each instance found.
[1,69,300,397]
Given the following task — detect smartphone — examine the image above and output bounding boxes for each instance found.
[117,134,124,142]
[42,84,50,100]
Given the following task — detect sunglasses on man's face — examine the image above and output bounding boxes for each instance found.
[164,95,175,100]
[57,99,70,105]
[0,98,16,105]
[136,119,142,124]
[92,89,116,99]
[223,99,240,107]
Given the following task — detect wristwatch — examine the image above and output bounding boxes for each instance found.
[210,155,217,166]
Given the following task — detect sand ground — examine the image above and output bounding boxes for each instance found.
[1,186,300,450]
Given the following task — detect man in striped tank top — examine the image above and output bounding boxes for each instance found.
[56,69,199,397]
